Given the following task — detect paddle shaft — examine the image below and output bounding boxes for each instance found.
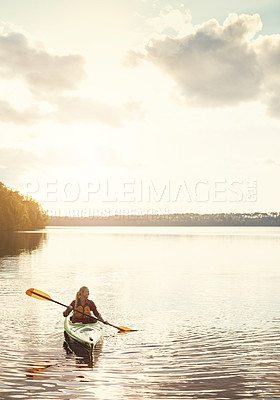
[29,289,105,324]
[106,322,123,330]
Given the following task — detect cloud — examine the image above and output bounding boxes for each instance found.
[0,146,88,183]
[50,96,126,127]
[48,95,144,127]
[128,13,280,117]
[265,159,280,167]
[0,31,86,93]
[0,29,144,128]
[142,13,263,107]
[0,96,144,128]
[0,25,148,129]
[0,101,42,125]
[146,6,192,37]
[255,34,280,118]
[123,50,145,67]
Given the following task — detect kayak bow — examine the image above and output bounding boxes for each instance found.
[64,314,104,352]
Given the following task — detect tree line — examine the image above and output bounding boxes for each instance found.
[0,182,49,231]
[49,212,280,226]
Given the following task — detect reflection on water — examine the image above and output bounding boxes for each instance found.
[26,362,52,380]
[0,231,47,258]
[1,226,280,399]
[63,332,103,368]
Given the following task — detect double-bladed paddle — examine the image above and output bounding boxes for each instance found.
[26,288,136,333]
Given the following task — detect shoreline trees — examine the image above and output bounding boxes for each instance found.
[48,212,280,227]
[0,182,48,231]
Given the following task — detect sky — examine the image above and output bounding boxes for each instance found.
[0,0,280,216]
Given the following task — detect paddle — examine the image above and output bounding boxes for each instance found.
[26,288,136,333]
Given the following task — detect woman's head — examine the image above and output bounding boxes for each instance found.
[75,286,89,306]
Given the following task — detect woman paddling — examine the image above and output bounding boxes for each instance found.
[63,286,107,324]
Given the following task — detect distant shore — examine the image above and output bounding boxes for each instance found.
[48,212,280,227]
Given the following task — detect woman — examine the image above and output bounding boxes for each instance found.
[63,286,107,324]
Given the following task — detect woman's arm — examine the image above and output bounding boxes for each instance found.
[63,305,73,317]
[90,300,108,324]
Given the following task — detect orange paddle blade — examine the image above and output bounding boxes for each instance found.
[117,326,137,333]
[26,288,52,301]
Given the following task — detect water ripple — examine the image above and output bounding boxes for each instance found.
[2,227,280,399]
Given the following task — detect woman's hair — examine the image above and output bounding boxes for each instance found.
[75,286,88,309]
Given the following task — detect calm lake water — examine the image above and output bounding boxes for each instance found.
[1,226,280,399]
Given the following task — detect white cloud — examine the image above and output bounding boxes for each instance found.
[49,95,126,127]
[0,28,145,128]
[128,13,280,117]
[48,95,144,127]
[265,158,280,167]
[146,6,192,38]
[0,101,42,125]
[144,13,263,106]
[0,31,86,93]
[255,33,280,118]
[0,95,144,127]
[123,50,145,68]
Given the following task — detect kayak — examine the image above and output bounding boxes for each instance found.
[64,315,104,352]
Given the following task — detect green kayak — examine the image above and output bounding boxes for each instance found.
[64,315,104,352]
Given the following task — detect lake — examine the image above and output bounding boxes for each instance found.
[1,226,280,399]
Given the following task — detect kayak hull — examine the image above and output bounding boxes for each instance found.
[64,315,104,352]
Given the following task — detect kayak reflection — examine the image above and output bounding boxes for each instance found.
[63,332,103,368]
